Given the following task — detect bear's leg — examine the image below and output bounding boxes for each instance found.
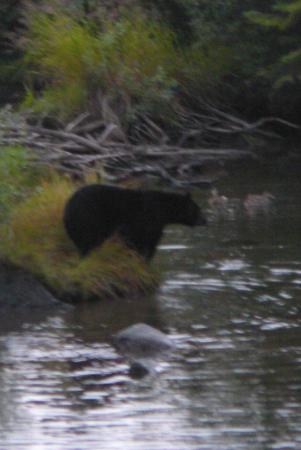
[71,228,110,257]
[118,224,163,260]
[78,240,98,257]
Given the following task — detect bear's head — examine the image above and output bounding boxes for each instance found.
[181,193,207,227]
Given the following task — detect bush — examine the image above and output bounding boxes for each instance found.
[0,177,159,301]
[23,11,100,117]
[245,0,301,119]
[23,6,178,120]
[0,1,25,103]
[0,145,42,219]
[22,3,236,123]
[177,43,234,96]
[246,1,301,86]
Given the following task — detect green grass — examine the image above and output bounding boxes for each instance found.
[0,177,159,301]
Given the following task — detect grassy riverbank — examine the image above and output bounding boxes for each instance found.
[0,155,159,301]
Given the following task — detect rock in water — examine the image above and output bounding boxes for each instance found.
[112,323,174,377]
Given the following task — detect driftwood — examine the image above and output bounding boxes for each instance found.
[0,104,298,188]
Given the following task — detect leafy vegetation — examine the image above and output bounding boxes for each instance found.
[0,176,159,301]
[0,1,23,103]
[246,1,301,87]
[1,0,300,121]
[0,146,43,219]
[20,2,235,122]
[245,0,301,117]
[22,7,178,120]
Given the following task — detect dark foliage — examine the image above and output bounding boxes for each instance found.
[0,1,24,104]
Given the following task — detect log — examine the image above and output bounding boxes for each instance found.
[30,126,105,153]
[0,105,298,188]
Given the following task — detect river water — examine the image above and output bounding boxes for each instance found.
[0,165,300,450]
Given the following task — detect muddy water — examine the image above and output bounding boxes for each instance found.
[0,166,300,450]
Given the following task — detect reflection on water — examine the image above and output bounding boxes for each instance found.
[0,168,301,450]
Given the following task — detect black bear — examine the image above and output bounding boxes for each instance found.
[63,184,206,259]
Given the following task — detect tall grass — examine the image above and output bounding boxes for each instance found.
[0,177,159,301]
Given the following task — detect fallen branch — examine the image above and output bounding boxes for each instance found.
[0,105,298,188]
[30,126,105,153]
[65,111,90,132]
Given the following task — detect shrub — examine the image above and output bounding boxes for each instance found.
[23,11,100,117]
[23,6,178,120]
[177,43,234,96]
[0,145,42,219]
[246,1,301,87]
